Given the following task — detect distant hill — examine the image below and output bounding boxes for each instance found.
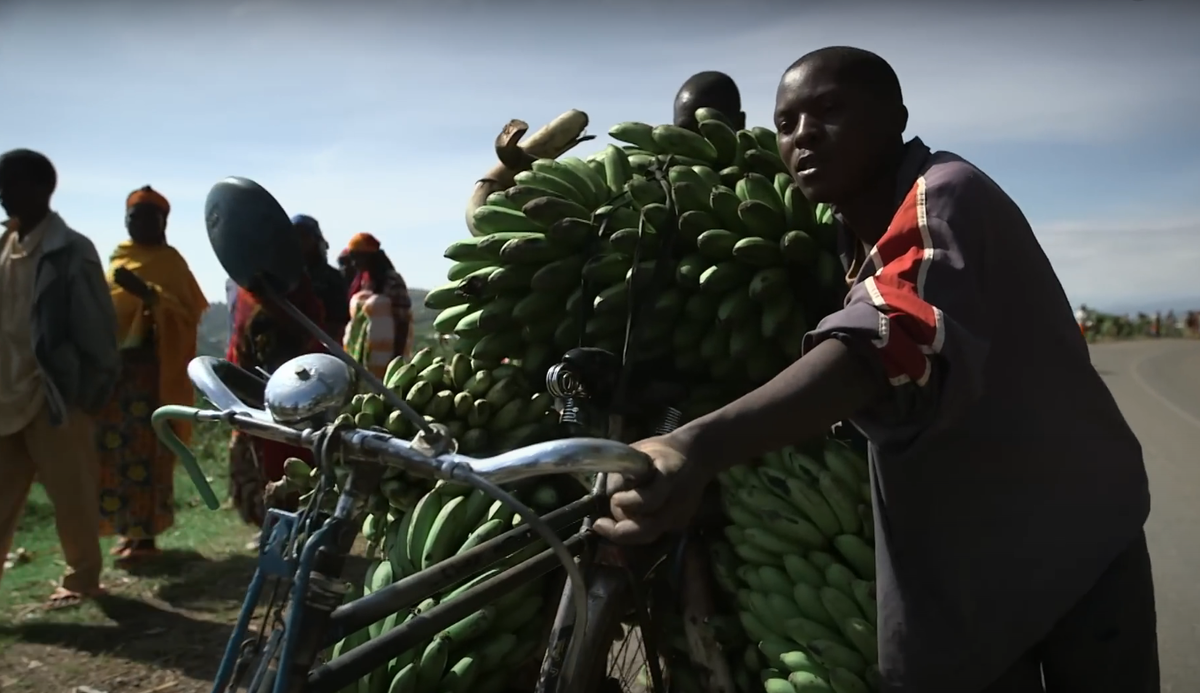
[197,288,436,357]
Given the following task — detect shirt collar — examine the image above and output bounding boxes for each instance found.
[4,212,57,257]
[893,137,933,208]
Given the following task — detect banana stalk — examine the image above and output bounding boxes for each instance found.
[465,109,594,237]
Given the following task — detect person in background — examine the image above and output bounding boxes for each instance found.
[673,71,747,132]
[337,248,355,290]
[597,48,1157,693]
[1074,303,1089,339]
[226,265,325,531]
[0,149,120,609]
[343,233,414,377]
[97,186,207,565]
[226,276,239,339]
[291,214,350,340]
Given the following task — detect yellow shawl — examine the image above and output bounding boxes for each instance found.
[108,240,208,444]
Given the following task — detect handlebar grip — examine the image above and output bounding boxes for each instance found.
[152,405,221,510]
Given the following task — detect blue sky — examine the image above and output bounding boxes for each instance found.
[2,0,1198,312]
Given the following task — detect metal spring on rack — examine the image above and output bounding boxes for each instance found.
[655,407,683,435]
[559,397,584,426]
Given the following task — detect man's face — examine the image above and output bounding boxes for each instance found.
[774,62,895,204]
[0,174,48,222]
[126,204,166,244]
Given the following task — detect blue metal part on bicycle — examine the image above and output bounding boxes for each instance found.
[277,518,335,693]
[150,405,220,509]
[204,176,304,295]
[214,566,271,692]
[257,509,302,577]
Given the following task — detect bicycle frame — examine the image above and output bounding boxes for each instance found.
[208,448,607,693]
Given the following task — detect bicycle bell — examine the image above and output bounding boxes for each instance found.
[264,353,354,426]
[205,176,304,295]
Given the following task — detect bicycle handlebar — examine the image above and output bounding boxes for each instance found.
[158,355,654,508]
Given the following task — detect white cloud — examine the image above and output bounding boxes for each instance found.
[1034,215,1200,307]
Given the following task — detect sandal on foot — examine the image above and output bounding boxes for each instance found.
[45,586,106,611]
[114,545,162,567]
[109,538,134,556]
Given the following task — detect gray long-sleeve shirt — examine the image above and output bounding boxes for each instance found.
[805,139,1149,693]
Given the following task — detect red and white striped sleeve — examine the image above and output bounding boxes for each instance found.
[804,169,991,427]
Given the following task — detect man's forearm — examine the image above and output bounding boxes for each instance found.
[672,337,886,473]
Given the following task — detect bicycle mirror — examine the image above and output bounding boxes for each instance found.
[205,176,304,295]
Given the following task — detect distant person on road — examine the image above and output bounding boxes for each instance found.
[597,48,1158,693]
[673,71,747,132]
[342,233,414,378]
[0,149,120,609]
[291,214,350,341]
[226,258,325,531]
[96,186,207,566]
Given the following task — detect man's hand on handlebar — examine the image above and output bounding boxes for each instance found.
[591,435,714,546]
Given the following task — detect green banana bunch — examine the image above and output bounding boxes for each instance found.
[712,441,880,693]
[431,116,846,398]
[327,477,571,693]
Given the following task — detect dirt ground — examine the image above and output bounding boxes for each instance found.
[0,419,286,693]
[0,544,277,693]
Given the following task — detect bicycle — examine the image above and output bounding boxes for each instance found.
[157,176,734,693]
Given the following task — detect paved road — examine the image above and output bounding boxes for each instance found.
[1090,340,1200,691]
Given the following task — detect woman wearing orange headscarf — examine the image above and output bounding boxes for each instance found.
[97,186,208,564]
[342,233,414,377]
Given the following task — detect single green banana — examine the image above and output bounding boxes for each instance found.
[833,534,876,581]
[420,495,469,570]
[405,491,444,572]
[793,582,839,629]
[414,637,450,693]
[851,579,877,628]
[819,471,863,536]
[438,655,479,693]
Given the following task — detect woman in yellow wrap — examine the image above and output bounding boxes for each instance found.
[97,186,208,565]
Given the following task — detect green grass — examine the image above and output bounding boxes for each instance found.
[0,417,251,619]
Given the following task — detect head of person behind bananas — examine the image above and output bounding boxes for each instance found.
[673,70,746,132]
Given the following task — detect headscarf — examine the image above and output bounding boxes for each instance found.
[292,214,329,256]
[127,185,170,216]
[346,232,381,253]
